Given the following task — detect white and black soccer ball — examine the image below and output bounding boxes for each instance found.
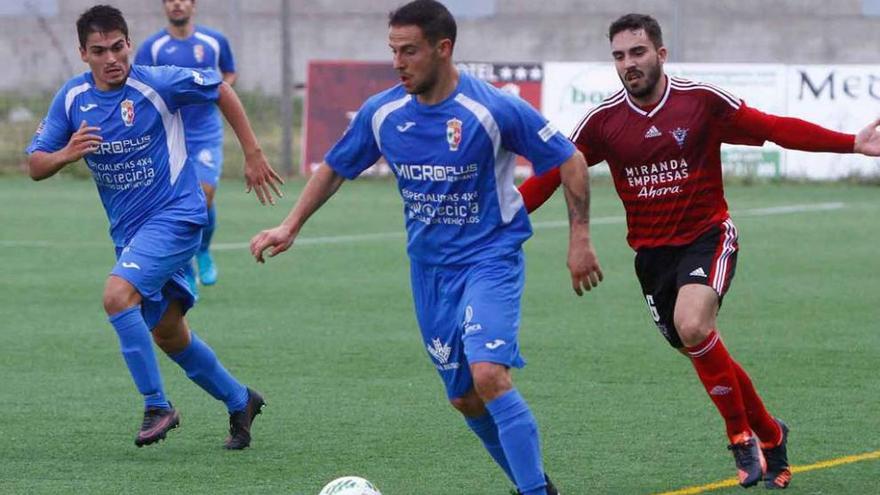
[318,476,381,495]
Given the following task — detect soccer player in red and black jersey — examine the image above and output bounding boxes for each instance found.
[519,13,880,490]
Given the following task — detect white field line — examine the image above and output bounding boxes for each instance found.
[1,202,847,251]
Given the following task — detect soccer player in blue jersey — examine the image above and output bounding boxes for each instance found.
[135,0,237,291]
[26,5,283,449]
[250,1,601,492]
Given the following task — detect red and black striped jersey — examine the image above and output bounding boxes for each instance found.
[571,76,754,249]
[519,76,855,250]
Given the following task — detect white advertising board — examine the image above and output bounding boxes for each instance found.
[785,65,880,179]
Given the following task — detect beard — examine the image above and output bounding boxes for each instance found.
[169,16,190,27]
[621,60,662,99]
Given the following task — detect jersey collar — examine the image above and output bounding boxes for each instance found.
[625,74,671,119]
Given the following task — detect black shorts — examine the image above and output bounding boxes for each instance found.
[634,219,739,348]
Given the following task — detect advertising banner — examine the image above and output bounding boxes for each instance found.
[785,65,880,179]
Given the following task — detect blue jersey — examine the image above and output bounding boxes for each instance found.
[135,26,234,149]
[325,73,575,265]
[27,65,223,247]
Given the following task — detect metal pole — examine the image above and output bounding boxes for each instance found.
[671,0,682,62]
[280,0,294,176]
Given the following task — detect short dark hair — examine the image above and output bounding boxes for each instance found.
[76,5,129,48]
[608,13,663,48]
[388,0,457,47]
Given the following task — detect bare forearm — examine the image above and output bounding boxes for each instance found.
[217,82,260,156]
[280,163,345,234]
[559,150,603,294]
[560,151,591,239]
[28,150,74,181]
[222,72,237,86]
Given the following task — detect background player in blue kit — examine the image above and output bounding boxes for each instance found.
[250,1,602,493]
[26,5,283,449]
[136,0,237,291]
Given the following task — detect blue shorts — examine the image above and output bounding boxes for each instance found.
[110,218,201,329]
[192,143,224,187]
[410,251,526,400]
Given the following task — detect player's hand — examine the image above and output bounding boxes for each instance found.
[244,149,284,205]
[567,237,603,296]
[62,120,102,162]
[250,224,296,263]
[854,117,880,156]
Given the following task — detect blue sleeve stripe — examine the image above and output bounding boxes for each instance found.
[125,77,188,185]
[64,82,92,118]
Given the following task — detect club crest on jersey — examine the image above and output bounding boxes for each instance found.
[193,44,205,63]
[120,99,135,127]
[446,118,462,151]
[670,127,688,148]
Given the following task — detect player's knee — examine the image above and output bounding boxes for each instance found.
[152,316,190,354]
[153,329,189,354]
[675,315,712,347]
[102,278,140,315]
[449,394,485,417]
[471,363,512,402]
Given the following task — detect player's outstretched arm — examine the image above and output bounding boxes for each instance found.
[250,163,345,263]
[216,82,284,205]
[854,118,880,156]
[730,106,860,154]
[28,121,101,181]
[559,150,603,296]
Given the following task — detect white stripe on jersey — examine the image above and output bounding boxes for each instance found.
[150,34,172,65]
[712,219,739,294]
[671,77,740,102]
[64,82,92,118]
[670,78,741,109]
[626,76,672,118]
[453,92,522,224]
[193,31,221,68]
[570,90,625,141]
[125,77,187,185]
[370,95,410,152]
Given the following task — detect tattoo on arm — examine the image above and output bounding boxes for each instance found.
[564,179,590,227]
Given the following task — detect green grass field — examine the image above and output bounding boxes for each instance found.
[1,176,878,494]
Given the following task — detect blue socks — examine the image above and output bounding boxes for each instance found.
[169,331,248,413]
[199,204,216,254]
[466,413,515,483]
[109,307,246,413]
[109,305,169,410]
[486,389,547,495]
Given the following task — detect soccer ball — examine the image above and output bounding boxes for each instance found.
[318,476,381,495]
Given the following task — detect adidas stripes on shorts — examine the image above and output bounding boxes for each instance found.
[634,219,739,348]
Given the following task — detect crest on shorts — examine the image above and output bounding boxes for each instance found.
[670,127,688,148]
[193,44,205,63]
[120,99,135,127]
[446,118,462,151]
[427,338,451,364]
